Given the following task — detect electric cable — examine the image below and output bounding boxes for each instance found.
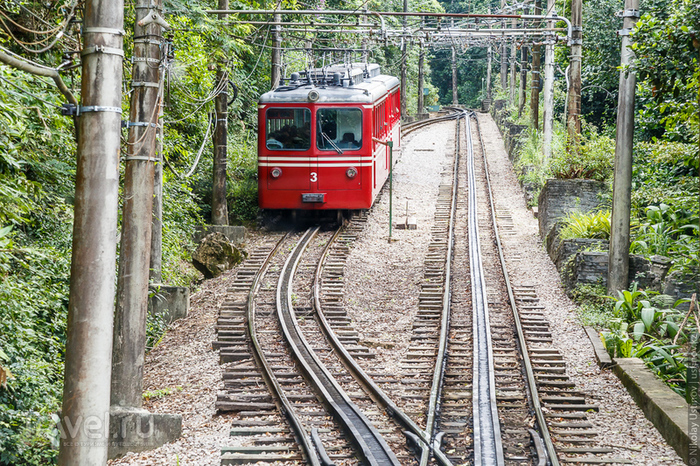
[0,75,62,108]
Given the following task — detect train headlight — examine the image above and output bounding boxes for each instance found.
[270,167,283,178]
[346,167,358,179]
[308,90,320,102]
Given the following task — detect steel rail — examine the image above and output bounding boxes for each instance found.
[466,113,505,466]
[418,109,468,466]
[278,227,401,466]
[473,114,560,466]
[311,112,475,466]
[243,232,323,466]
[402,106,462,136]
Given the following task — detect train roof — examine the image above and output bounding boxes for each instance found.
[259,63,400,105]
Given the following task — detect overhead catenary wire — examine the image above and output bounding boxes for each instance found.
[162,112,214,179]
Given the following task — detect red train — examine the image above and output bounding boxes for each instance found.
[258,63,401,211]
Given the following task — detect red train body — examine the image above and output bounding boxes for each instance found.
[258,64,401,210]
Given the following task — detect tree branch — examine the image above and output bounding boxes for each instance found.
[0,49,78,106]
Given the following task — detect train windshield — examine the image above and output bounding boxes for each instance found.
[265,108,311,150]
[317,108,362,152]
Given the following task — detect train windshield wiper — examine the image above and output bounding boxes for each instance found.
[321,132,344,154]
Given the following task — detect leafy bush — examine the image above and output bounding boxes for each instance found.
[602,285,692,397]
[0,242,69,465]
[559,210,612,240]
[550,128,614,181]
[631,203,699,274]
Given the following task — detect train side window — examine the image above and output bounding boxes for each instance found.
[265,108,311,150]
[317,108,362,151]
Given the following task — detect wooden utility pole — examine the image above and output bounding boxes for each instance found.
[417,38,425,116]
[111,0,165,409]
[212,0,229,226]
[487,43,492,99]
[530,0,542,129]
[58,0,123,463]
[608,0,640,294]
[567,0,583,144]
[518,6,529,117]
[519,44,528,117]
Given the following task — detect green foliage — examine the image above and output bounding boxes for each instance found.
[143,386,182,401]
[0,246,70,465]
[632,141,699,211]
[571,284,616,328]
[630,203,699,274]
[631,0,700,143]
[146,312,169,353]
[226,132,259,223]
[580,0,621,127]
[549,127,614,181]
[559,210,611,240]
[608,282,650,322]
[602,284,691,397]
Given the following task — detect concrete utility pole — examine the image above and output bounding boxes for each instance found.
[417,38,425,116]
[271,13,282,89]
[212,0,229,226]
[500,42,507,91]
[452,45,458,105]
[608,0,640,294]
[567,0,583,143]
[58,0,123,464]
[530,0,542,129]
[112,0,164,410]
[400,0,408,117]
[487,43,493,99]
[542,0,556,159]
[500,0,507,91]
[509,17,517,103]
[150,39,169,284]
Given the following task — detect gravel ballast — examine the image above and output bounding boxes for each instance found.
[110,115,684,465]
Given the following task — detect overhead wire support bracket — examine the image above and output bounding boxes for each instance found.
[207,10,572,46]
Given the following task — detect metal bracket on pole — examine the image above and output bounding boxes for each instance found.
[622,9,640,18]
[121,121,159,129]
[78,105,123,115]
[133,38,162,46]
[137,9,170,29]
[131,81,160,88]
[617,28,632,36]
[132,57,162,64]
[570,39,582,45]
[82,27,126,35]
[123,155,160,162]
[81,46,125,57]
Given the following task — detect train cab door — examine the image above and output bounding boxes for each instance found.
[316,107,363,191]
[263,107,312,190]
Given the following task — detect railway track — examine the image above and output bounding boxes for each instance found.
[211,109,629,465]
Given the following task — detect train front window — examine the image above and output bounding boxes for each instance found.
[317,108,362,152]
[265,108,311,150]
